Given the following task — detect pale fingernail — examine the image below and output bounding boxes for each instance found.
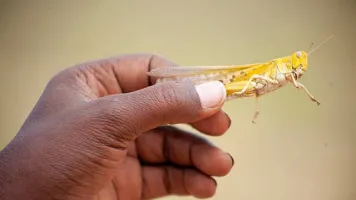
[195,81,226,108]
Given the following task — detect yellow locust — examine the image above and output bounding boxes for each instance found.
[147,36,334,123]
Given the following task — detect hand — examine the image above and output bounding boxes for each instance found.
[0,54,234,200]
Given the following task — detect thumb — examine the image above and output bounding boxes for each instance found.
[86,80,226,142]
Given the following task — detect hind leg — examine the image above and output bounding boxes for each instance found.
[252,97,260,123]
[232,75,279,96]
[225,81,261,123]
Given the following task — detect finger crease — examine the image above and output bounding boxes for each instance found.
[78,68,90,87]
[93,70,108,96]
[163,167,172,194]
[182,169,190,195]
[140,168,147,199]
[135,139,145,165]
[110,63,123,93]
[188,142,194,166]
[162,131,171,163]
[147,54,155,86]
[112,179,120,199]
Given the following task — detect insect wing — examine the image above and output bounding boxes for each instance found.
[147,63,266,84]
[235,61,276,81]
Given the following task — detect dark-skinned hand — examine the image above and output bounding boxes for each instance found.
[0,54,234,200]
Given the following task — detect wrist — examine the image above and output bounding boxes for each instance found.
[0,140,51,200]
[0,143,22,199]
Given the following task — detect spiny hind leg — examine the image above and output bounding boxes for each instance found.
[252,97,260,124]
[290,75,320,105]
[232,74,279,96]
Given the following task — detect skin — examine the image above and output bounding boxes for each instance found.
[0,54,234,200]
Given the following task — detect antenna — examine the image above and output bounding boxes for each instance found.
[308,42,314,51]
[308,35,334,55]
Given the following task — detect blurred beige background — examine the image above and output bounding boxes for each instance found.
[0,0,355,199]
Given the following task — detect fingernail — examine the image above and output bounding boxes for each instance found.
[195,81,226,109]
[228,153,234,166]
[213,178,217,186]
[225,112,231,128]
[211,177,218,186]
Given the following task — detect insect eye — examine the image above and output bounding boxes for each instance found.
[296,51,302,58]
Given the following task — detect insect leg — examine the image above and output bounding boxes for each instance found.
[296,83,321,105]
[252,97,260,123]
[290,75,321,105]
[225,81,262,123]
[225,81,251,95]
[233,75,279,96]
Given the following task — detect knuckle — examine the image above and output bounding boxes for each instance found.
[159,83,182,108]
[106,109,137,135]
[150,83,191,115]
[148,83,180,111]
